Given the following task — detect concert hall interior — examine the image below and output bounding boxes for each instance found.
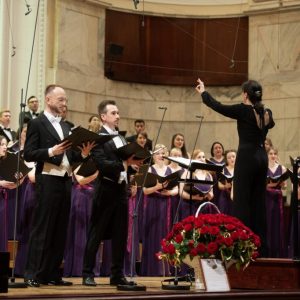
[0,0,300,299]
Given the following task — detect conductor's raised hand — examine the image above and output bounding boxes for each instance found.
[78,141,96,157]
[195,78,206,94]
[52,140,72,156]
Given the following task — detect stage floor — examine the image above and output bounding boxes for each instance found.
[2,277,300,300]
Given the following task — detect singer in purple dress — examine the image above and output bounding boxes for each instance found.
[0,136,21,252]
[265,147,287,257]
[217,150,236,215]
[14,168,36,276]
[64,166,99,277]
[141,145,178,276]
[179,149,214,220]
[196,78,275,256]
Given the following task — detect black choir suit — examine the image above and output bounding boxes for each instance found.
[82,126,128,280]
[23,113,83,283]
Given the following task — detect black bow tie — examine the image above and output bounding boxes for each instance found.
[32,112,39,116]
[4,127,11,132]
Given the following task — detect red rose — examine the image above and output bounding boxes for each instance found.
[196,243,206,253]
[224,237,233,246]
[209,226,220,235]
[200,225,210,234]
[194,218,204,228]
[225,224,235,231]
[188,240,195,248]
[184,223,193,232]
[189,248,198,257]
[174,234,183,243]
[167,243,176,255]
[207,242,218,254]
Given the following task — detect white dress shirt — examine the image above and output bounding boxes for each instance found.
[42,111,72,177]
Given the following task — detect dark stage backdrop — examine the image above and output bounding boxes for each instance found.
[105,10,248,86]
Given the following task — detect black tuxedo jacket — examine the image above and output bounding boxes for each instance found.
[0,127,17,142]
[92,127,125,183]
[20,111,39,124]
[24,113,82,174]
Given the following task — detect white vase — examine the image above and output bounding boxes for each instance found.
[182,256,205,290]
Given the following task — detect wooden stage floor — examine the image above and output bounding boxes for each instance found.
[1,277,300,300]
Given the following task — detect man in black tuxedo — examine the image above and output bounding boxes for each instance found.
[126,119,152,151]
[23,84,94,287]
[19,96,40,124]
[0,109,17,142]
[82,100,143,287]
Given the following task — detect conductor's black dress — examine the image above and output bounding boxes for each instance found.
[201,91,275,256]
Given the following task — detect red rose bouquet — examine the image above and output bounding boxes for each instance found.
[158,214,261,270]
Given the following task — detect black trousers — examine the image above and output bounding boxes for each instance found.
[233,145,268,256]
[82,180,128,278]
[24,174,72,282]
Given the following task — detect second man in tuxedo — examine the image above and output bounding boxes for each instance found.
[82,100,143,287]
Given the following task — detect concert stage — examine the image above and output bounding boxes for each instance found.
[2,258,300,300]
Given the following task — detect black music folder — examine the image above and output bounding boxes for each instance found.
[183,182,213,196]
[76,158,98,177]
[267,171,290,184]
[166,156,223,173]
[134,166,182,189]
[63,126,112,149]
[116,142,151,161]
[217,172,234,184]
[0,152,31,182]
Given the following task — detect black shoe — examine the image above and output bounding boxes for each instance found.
[82,277,97,286]
[24,279,40,288]
[110,276,136,286]
[48,279,73,286]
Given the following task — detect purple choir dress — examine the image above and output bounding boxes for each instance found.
[216,167,233,216]
[6,188,17,240]
[63,179,100,277]
[140,166,172,276]
[0,183,8,252]
[180,173,214,221]
[265,165,285,258]
[14,178,36,276]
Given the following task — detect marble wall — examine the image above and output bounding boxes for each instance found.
[51,0,300,167]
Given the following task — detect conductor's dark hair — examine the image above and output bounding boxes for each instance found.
[44,84,64,96]
[210,141,225,157]
[98,100,116,115]
[242,80,264,115]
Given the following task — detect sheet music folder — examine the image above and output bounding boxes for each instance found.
[134,165,182,189]
[62,126,112,149]
[165,156,223,173]
[0,152,31,182]
[116,142,151,161]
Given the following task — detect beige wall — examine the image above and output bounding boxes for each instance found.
[47,0,300,167]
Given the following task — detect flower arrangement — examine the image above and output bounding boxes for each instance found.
[158,214,261,271]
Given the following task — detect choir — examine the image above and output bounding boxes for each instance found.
[0,107,299,281]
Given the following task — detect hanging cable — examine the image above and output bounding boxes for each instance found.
[24,0,40,101]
